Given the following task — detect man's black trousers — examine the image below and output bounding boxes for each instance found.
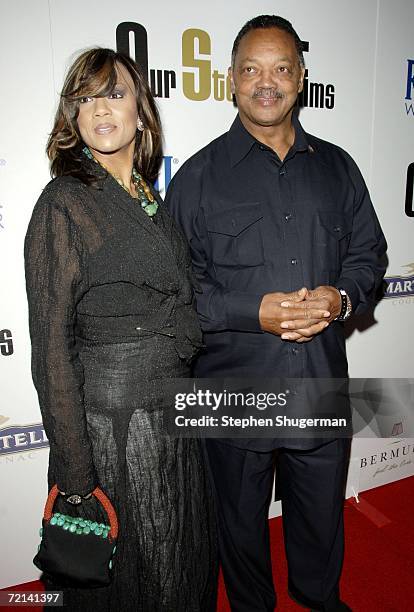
[205,438,351,612]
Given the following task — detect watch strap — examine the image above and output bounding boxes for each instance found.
[336,288,352,321]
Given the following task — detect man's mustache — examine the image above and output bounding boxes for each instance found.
[252,88,285,99]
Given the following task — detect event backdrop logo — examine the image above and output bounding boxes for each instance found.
[384,263,414,299]
[0,329,13,356]
[360,439,414,479]
[115,22,336,109]
[405,59,414,116]
[406,162,414,218]
[0,420,48,455]
[154,155,178,194]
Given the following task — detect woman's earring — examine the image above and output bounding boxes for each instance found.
[137,118,144,131]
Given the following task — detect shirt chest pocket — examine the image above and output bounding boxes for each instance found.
[314,210,352,270]
[206,203,265,268]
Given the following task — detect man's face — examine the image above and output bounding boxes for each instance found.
[230,27,304,132]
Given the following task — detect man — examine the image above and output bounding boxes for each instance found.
[166,15,386,612]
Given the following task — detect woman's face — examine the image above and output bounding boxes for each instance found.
[77,62,139,158]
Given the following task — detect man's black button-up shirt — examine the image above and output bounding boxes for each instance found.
[166,113,387,379]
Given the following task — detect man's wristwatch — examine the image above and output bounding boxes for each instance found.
[335,288,352,321]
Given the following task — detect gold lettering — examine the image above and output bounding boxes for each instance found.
[212,70,225,101]
[182,28,211,101]
[226,74,233,101]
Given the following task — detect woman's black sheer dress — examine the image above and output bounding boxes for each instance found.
[24,160,218,611]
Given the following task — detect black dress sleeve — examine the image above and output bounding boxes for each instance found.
[24,184,97,496]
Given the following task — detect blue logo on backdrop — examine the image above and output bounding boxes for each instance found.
[405,59,414,116]
[0,422,49,455]
[154,155,181,195]
[406,162,414,218]
[384,263,414,299]
[154,155,173,194]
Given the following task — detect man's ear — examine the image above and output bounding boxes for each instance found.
[298,66,305,94]
[228,66,235,95]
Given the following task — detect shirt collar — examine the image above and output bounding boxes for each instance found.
[227,111,311,167]
[291,111,310,154]
[227,114,257,167]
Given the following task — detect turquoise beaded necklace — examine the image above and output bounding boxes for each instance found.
[83,146,158,217]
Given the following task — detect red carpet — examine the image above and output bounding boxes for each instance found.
[217,476,414,611]
[3,476,413,611]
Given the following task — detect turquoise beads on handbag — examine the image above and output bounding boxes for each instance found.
[47,512,111,539]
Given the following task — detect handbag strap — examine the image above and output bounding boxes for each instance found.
[44,485,119,541]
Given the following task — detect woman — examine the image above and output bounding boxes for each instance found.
[25,48,217,611]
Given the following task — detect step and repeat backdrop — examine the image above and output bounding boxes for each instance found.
[1,0,413,588]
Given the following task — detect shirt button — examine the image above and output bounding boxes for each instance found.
[290,258,298,265]
[284,213,292,222]
[279,168,286,176]
[292,347,299,355]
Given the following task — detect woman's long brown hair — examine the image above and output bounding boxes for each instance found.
[47,48,162,184]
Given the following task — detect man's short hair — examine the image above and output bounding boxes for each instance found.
[231,15,305,68]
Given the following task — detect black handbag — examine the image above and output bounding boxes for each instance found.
[33,484,118,587]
